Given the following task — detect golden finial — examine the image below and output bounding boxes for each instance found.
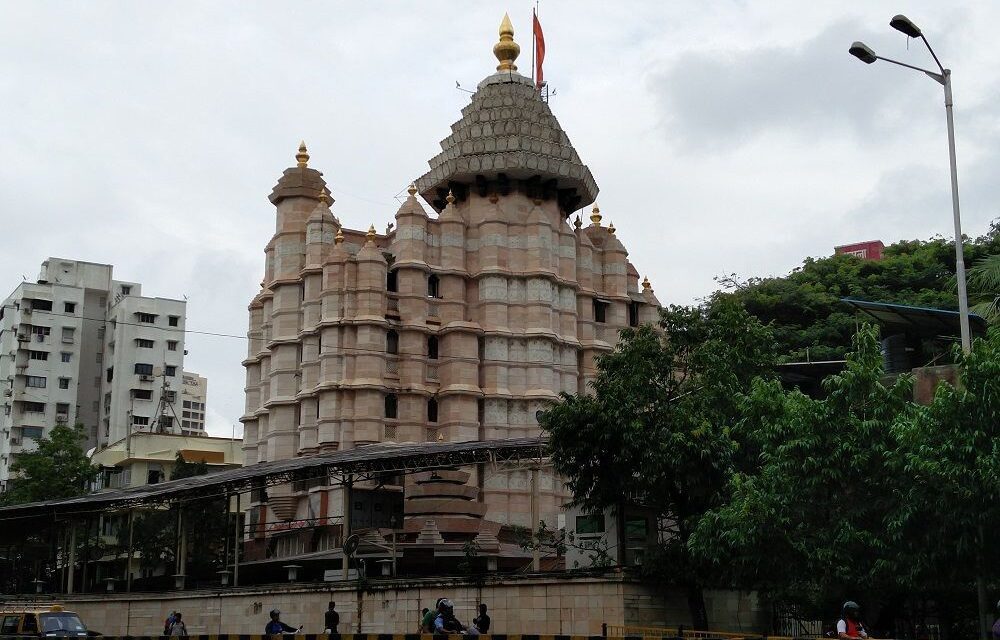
[366,224,377,242]
[335,227,344,244]
[574,215,582,230]
[407,183,417,196]
[642,276,652,291]
[608,221,616,235]
[318,190,330,205]
[493,13,520,73]
[590,205,602,226]
[295,141,309,168]
[446,189,456,205]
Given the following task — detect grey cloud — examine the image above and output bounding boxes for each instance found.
[650,20,938,151]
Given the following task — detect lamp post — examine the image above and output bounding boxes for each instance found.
[850,15,972,355]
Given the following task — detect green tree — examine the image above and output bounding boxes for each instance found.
[690,326,914,623]
[132,453,228,585]
[968,253,1000,323]
[540,301,775,628]
[0,424,96,505]
[891,328,1000,638]
[713,220,1000,361]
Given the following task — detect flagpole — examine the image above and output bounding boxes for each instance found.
[531,6,536,86]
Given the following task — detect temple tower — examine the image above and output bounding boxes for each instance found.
[240,15,661,572]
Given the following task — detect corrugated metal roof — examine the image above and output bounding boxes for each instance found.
[842,297,989,336]
[0,438,547,519]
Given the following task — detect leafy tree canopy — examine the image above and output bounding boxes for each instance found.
[690,326,913,617]
[0,424,96,505]
[540,301,775,627]
[712,220,1000,362]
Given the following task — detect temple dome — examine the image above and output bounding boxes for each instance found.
[414,18,597,215]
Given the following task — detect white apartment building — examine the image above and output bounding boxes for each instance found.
[179,371,208,435]
[100,283,187,445]
[0,258,202,489]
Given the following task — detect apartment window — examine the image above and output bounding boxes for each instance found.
[386,330,399,355]
[628,301,640,328]
[147,465,163,485]
[132,389,152,400]
[22,402,44,413]
[136,313,156,324]
[28,351,48,361]
[95,352,102,364]
[183,401,192,409]
[427,274,440,298]
[182,410,191,418]
[182,420,191,429]
[427,398,438,423]
[25,376,46,388]
[576,514,606,535]
[136,338,154,348]
[32,326,51,336]
[56,403,69,414]
[168,315,180,327]
[384,394,398,419]
[93,401,100,412]
[64,302,76,313]
[625,516,649,542]
[165,365,176,377]
[134,363,153,376]
[165,391,176,403]
[427,335,439,360]
[21,427,43,441]
[121,285,132,295]
[132,415,149,426]
[93,376,100,388]
[167,340,178,351]
[30,299,52,312]
[106,367,114,382]
[62,327,75,342]
[97,326,105,339]
[61,352,71,363]
[58,378,70,390]
[593,299,608,324]
[386,270,398,292]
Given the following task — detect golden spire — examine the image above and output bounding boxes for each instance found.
[574,215,582,230]
[590,205,602,226]
[318,189,330,205]
[608,221,616,235]
[446,189,456,205]
[335,227,344,244]
[493,13,520,72]
[295,141,309,168]
[366,224,377,243]
[642,276,652,291]
[407,183,418,196]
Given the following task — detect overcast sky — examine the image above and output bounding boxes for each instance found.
[2,1,998,437]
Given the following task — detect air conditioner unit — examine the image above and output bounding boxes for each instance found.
[139,375,154,382]
[22,307,31,314]
[16,334,27,342]
[3,390,11,397]
[55,414,68,423]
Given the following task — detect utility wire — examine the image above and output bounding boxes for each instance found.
[2,306,612,370]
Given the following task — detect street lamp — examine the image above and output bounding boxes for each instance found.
[849,15,972,354]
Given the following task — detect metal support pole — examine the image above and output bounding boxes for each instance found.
[126,510,135,592]
[530,467,540,572]
[233,492,241,587]
[342,476,352,580]
[943,70,972,355]
[66,522,76,594]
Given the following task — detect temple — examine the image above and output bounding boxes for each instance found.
[239,14,661,576]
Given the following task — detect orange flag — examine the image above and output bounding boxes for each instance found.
[533,9,545,90]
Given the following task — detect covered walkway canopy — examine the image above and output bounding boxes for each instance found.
[0,437,547,521]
